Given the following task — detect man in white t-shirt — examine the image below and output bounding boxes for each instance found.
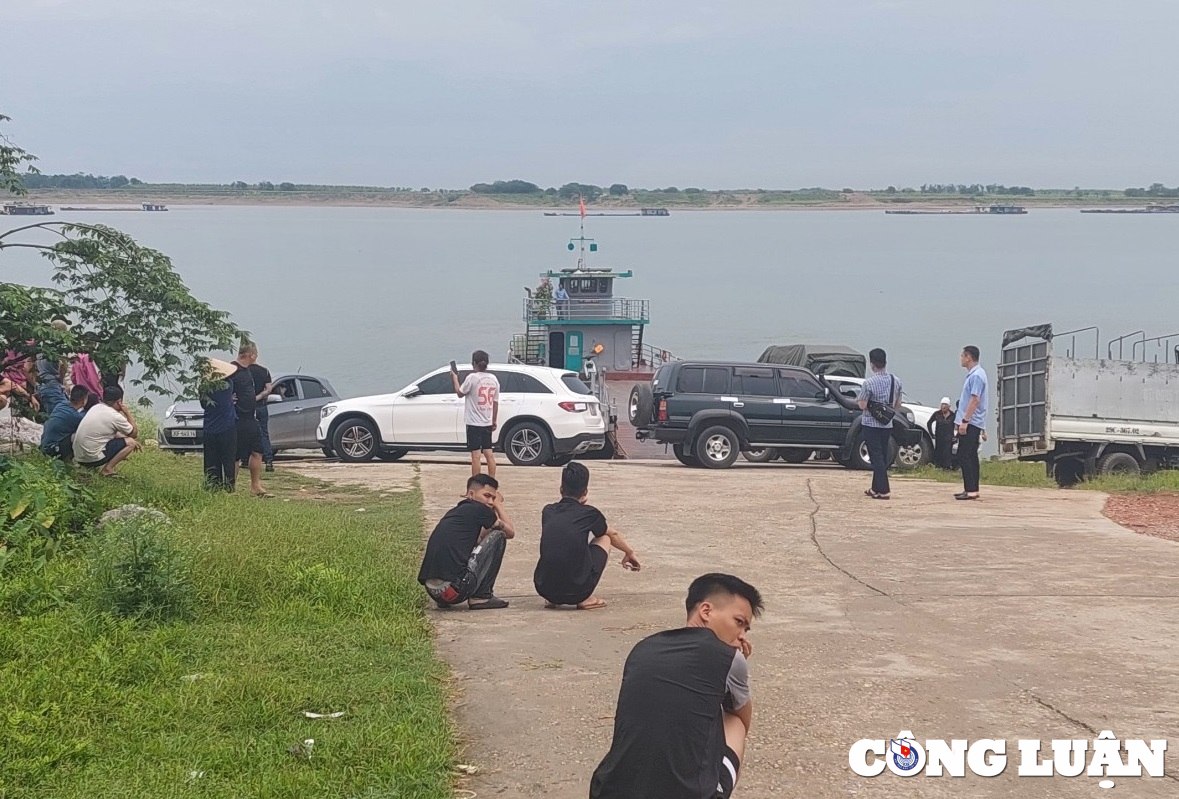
[451,350,500,478]
[74,385,141,476]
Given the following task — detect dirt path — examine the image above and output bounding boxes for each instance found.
[308,459,1179,797]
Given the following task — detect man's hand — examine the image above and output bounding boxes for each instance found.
[621,551,641,571]
[958,422,968,436]
[735,635,753,659]
[491,422,497,432]
[29,394,40,411]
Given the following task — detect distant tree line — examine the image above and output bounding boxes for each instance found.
[21,172,143,189]
[468,180,636,200]
[1124,183,1179,198]
[918,183,1036,196]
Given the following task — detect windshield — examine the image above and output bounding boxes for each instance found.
[561,374,593,395]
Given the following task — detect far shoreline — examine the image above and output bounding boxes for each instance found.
[20,189,1158,213]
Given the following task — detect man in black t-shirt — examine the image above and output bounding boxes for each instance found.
[231,342,269,497]
[418,474,516,610]
[533,462,640,610]
[591,573,763,799]
[247,361,274,472]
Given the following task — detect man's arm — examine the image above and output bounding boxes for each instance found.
[488,498,515,539]
[117,404,139,440]
[254,381,273,402]
[603,526,640,570]
[728,700,753,734]
[452,372,468,397]
[491,399,499,431]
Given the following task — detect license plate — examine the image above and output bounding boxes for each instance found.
[172,429,197,438]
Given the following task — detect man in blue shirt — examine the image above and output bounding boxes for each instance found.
[39,385,88,460]
[955,345,988,500]
[856,348,903,499]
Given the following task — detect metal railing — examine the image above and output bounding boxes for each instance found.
[633,343,677,370]
[524,297,649,323]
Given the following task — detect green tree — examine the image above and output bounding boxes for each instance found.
[231,180,248,190]
[257,181,274,191]
[608,183,629,196]
[108,175,129,189]
[128,177,142,186]
[0,114,241,403]
[278,182,296,191]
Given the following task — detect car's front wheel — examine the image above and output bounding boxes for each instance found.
[333,418,379,463]
[504,422,553,466]
[742,448,778,463]
[694,425,740,469]
[672,443,699,467]
[852,435,898,470]
[894,434,933,470]
[376,449,409,462]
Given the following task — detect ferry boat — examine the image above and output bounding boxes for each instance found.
[508,221,676,457]
[2,202,54,216]
[885,204,1027,215]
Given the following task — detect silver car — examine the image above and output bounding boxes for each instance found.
[158,374,339,455]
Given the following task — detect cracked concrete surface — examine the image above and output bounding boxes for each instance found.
[310,458,1179,797]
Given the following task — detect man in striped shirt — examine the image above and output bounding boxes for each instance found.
[856,348,903,499]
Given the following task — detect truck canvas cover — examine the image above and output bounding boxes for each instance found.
[757,344,866,377]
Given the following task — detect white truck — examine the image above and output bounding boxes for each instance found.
[998,324,1179,486]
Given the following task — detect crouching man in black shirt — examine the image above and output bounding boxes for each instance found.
[533,462,640,610]
[418,474,516,610]
[590,573,763,799]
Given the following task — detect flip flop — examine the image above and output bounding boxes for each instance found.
[955,494,979,501]
[576,598,608,610]
[468,597,510,610]
[871,494,891,500]
[254,492,276,499]
[864,490,877,497]
[543,602,561,609]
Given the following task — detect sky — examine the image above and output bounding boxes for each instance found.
[2,0,1177,189]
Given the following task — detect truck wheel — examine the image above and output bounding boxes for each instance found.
[741,448,778,463]
[333,418,379,463]
[694,425,740,469]
[894,434,933,470]
[1052,458,1085,487]
[779,449,814,464]
[853,436,897,471]
[629,384,654,426]
[1098,451,1140,477]
[673,443,699,467]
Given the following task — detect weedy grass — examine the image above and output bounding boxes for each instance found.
[0,449,455,799]
[901,459,1179,493]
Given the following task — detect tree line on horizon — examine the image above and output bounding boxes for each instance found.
[16,172,1179,199]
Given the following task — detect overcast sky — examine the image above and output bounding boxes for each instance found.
[2,0,1176,189]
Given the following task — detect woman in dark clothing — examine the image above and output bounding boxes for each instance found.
[928,397,957,470]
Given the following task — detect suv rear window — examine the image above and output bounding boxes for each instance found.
[561,374,593,395]
[676,366,731,394]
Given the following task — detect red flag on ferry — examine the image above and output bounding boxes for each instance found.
[579,196,587,218]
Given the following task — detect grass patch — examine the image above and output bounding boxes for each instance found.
[901,460,1179,493]
[0,449,454,799]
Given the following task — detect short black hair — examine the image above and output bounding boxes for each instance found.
[85,392,101,411]
[471,350,490,369]
[102,385,124,404]
[869,348,887,368]
[560,461,590,498]
[467,473,499,492]
[963,345,980,362]
[686,573,764,618]
[69,385,89,403]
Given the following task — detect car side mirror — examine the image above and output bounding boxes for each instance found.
[266,393,282,404]
[403,386,422,398]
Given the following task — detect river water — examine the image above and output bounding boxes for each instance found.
[3,206,1177,414]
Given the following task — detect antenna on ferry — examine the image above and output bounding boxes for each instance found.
[567,194,597,268]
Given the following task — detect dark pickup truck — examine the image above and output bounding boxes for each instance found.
[629,360,919,469]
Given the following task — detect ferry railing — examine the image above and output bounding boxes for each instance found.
[524,297,649,322]
[633,343,677,370]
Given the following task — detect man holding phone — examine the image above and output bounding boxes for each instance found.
[452,350,500,478]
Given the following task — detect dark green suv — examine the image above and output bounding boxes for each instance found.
[630,360,906,469]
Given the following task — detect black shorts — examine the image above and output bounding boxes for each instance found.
[78,437,128,468]
[715,746,741,799]
[237,417,263,459]
[465,424,493,452]
[537,545,609,606]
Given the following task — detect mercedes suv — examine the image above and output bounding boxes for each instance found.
[629,360,916,469]
[317,363,607,466]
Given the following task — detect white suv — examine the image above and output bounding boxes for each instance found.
[316,363,607,466]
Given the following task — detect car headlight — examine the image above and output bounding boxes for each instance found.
[164,404,176,419]
[321,404,337,419]
[903,408,916,423]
